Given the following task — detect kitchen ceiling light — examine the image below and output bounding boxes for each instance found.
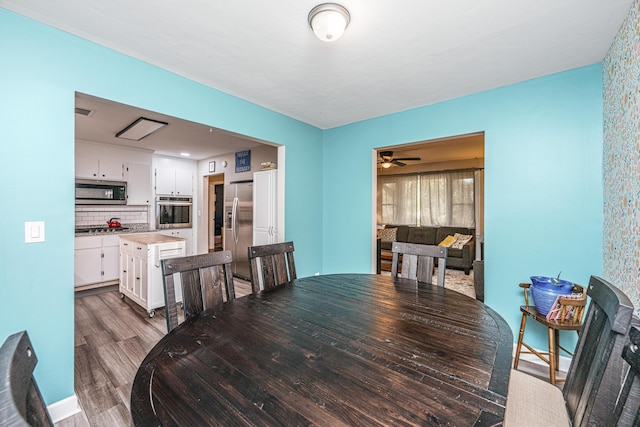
[116,117,168,141]
[308,3,350,42]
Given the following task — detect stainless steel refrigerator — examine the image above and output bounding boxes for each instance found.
[224,180,253,280]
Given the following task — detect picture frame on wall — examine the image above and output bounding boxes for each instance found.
[235,150,251,173]
[209,161,216,173]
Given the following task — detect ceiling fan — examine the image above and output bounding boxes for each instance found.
[378,150,421,168]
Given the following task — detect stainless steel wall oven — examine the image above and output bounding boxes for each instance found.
[156,196,192,229]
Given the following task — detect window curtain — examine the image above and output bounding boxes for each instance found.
[380,175,418,225]
[421,171,475,227]
[378,170,475,227]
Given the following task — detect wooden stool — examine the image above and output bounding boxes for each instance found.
[513,282,587,385]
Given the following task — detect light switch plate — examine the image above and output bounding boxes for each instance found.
[25,221,45,243]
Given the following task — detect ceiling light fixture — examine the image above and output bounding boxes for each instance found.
[116,117,168,141]
[382,161,392,169]
[308,3,350,42]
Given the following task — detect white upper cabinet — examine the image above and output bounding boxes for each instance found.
[126,160,152,205]
[155,167,193,196]
[175,169,193,196]
[154,167,174,195]
[76,142,124,180]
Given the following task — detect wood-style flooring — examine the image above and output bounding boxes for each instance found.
[56,279,561,426]
[56,279,252,427]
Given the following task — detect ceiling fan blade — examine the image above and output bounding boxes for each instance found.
[392,160,406,166]
[393,157,421,161]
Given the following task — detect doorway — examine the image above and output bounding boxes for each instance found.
[207,174,225,252]
[374,132,485,270]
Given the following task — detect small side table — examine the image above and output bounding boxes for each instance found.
[376,238,382,274]
[473,260,484,302]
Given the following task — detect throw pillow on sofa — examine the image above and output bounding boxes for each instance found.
[438,235,456,247]
[450,233,473,249]
[378,227,397,242]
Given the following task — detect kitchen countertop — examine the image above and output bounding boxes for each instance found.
[119,232,186,245]
[75,224,152,237]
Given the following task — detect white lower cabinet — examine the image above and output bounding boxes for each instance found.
[74,235,120,287]
[119,234,186,317]
[158,229,193,255]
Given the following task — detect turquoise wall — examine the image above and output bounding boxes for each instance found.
[323,65,604,351]
[0,9,323,404]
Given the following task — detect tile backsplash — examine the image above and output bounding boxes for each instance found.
[75,205,149,227]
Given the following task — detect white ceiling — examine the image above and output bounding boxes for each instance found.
[75,93,267,160]
[1,0,632,132]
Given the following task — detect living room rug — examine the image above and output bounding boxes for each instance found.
[382,269,476,299]
[440,269,475,299]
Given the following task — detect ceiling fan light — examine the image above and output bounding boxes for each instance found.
[382,162,392,168]
[309,3,350,42]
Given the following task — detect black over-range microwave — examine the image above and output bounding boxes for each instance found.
[75,180,127,205]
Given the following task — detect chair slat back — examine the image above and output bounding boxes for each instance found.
[557,288,587,326]
[391,242,447,286]
[610,325,640,426]
[562,275,635,427]
[161,251,235,332]
[248,242,296,294]
[0,331,54,427]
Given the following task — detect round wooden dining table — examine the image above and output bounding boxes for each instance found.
[130,274,513,426]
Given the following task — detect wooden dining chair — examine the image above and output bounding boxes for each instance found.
[161,250,236,333]
[504,275,635,427]
[513,282,587,385]
[610,325,640,426]
[248,241,296,294]
[390,241,447,286]
[0,331,54,427]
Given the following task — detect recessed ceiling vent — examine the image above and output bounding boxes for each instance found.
[75,107,93,116]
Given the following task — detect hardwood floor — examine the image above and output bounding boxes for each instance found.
[57,279,252,427]
[56,278,561,426]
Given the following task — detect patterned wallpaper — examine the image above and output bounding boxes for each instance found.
[603,0,640,313]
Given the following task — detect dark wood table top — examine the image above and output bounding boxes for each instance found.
[131,274,513,426]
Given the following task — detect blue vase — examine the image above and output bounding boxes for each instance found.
[529,276,574,315]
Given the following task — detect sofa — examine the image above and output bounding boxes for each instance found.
[377,225,476,275]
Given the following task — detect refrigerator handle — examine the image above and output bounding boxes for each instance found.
[232,196,239,244]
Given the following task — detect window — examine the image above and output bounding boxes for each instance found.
[380,175,418,226]
[378,170,475,227]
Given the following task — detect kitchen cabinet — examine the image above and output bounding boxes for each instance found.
[76,143,124,180]
[126,161,152,205]
[119,233,186,317]
[158,228,194,255]
[253,169,278,245]
[155,167,192,196]
[74,235,120,287]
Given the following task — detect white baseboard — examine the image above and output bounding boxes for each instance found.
[47,394,82,423]
[512,346,572,372]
